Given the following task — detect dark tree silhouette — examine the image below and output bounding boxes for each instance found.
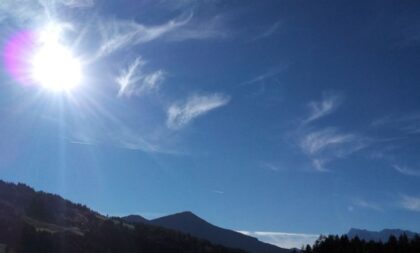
[302,233,420,253]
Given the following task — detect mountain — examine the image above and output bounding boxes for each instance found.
[122,215,150,224]
[123,211,290,253]
[348,228,418,242]
[0,180,246,253]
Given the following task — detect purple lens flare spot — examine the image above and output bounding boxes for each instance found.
[3,30,37,86]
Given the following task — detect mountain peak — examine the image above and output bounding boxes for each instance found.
[151,211,212,229]
[150,211,289,253]
[175,211,196,216]
[171,211,203,220]
[122,214,149,224]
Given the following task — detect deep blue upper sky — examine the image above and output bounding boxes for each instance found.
[0,0,420,248]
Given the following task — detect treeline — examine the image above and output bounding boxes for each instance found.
[0,180,95,228]
[299,234,420,253]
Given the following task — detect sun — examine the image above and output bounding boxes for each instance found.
[30,24,82,92]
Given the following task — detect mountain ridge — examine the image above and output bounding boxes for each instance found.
[123,211,290,253]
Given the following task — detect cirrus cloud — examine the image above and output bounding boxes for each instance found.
[299,128,369,171]
[167,93,230,130]
[401,195,420,212]
[303,93,341,125]
[116,57,164,97]
[393,165,420,177]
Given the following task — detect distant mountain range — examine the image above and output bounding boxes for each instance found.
[348,228,419,242]
[123,212,290,253]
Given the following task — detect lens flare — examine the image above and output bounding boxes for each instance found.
[3,24,83,92]
[30,33,82,92]
[3,31,36,85]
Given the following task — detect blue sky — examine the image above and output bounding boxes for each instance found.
[1,0,420,249]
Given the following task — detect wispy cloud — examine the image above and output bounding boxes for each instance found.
[1,1,228,60]
[303,93,341,125]
[371,112,420,134]
[59,0,94,8]
[252,20,282,41]
[212,190,224,194]
[166,93,230,130]
[116,57,164,97]
[70,123,179,154]
[311,159,328,172]
[94,13,228,60]
[240,64,288,86]
[299,128,368,172]
[393,165,420,177]
[166,14,229,41]
[63,98,180,154]
[351,198,384,212]
[238,231,319,249]
[109,128,159,152]
[260,162,281,172]
[401,195,420,212]
[95,15,191,59]
[300,128,356,155]
[291,92,370,172]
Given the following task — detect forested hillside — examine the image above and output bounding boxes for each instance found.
[0,180,246,253]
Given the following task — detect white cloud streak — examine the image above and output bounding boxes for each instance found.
[299,128,368,172]
[70,122,178,154]
[166,14,228,41]
[351,199,384,212]
[94,13,227,60]
[251,20,282,41]
[116,57,164,97]
[260,162,281,172]
[167,93,230,130]
[240,64,288,86]
[238,231,319,249]
[401,195,420,212]
[393,165,420,177]
[95,16,191,59]
[1,1,227,59]
[212,190,224,194]
[108,127,162,153]
[59,0,94,8]
[303,93,341,124]
[292,93,371,171]
[371,112,420,134]
[300,128,357,155]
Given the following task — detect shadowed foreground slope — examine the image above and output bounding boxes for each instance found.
[0,180,246,253]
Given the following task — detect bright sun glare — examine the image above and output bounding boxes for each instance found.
[30,24,82,92]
